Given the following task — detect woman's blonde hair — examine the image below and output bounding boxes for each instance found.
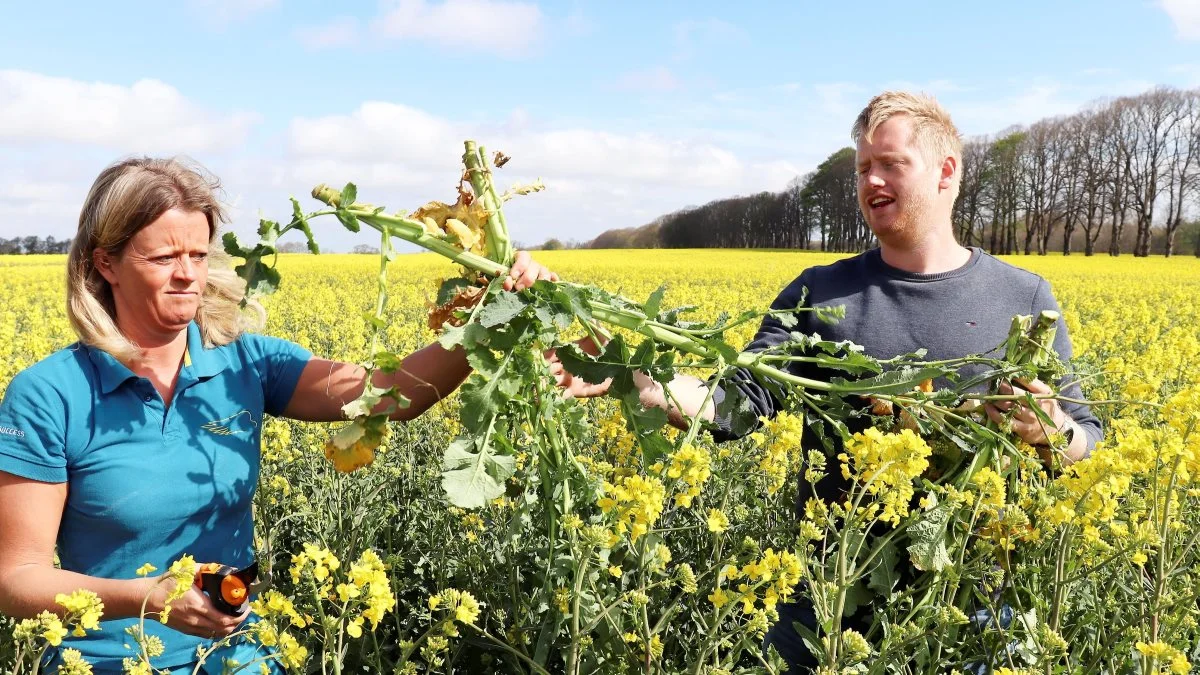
[66,157,264,363]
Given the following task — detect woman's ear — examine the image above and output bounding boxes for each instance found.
[93,248,118,285]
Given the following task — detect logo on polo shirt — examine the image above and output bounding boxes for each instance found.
[201,410,259,437]
[0,425,24,438]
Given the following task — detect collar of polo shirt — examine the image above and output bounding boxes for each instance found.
[86,321,231,395]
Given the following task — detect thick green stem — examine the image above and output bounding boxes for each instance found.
[463,141,514,266]
[586,306,833,392]
[311,184,507,277]
[313,183,841,397]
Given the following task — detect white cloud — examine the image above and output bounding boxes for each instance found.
[289,102,461,171]
[272,101,801,248]
[0,70,259,154]
[813,82,869,119]
[947,78,1159,136]
[1161,0,1200,39]
[295,16,360,50]
[611,66,682,92]
[672,18,745,62]
[371,0,543,57]
[188,0,279,25]
[1168,63,1200,86]
[0,176,77,236]
[286,101,791,191]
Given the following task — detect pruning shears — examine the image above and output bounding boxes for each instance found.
[194,561,271,616]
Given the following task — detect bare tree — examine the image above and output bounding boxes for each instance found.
[1074,105,1113,255]
[1019,119,1072,254]
[954,138,991,247]
[1057,114,1089,255]
[1104,100,1136,255]
[1162,90,1200,257]
[1122,88,1184,256]
[986,129,1026,255]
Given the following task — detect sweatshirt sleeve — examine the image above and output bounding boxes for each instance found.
[1032,279,1103,453]
[710,273,811,441]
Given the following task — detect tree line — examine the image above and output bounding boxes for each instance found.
[0,236,73,254]
[582,85,1200,257]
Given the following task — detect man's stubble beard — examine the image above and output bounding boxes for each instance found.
[867,188,934,249]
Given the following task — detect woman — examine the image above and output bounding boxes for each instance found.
[0,157,556,673]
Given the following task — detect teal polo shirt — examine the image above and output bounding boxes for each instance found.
[0,321,311,670]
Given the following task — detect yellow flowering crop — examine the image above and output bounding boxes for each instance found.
[4,249,1199,672]
[839,427,932,526]
[54,589,104,636]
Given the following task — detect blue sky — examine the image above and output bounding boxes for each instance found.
[2,0,1198,251]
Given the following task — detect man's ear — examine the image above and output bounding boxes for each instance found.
[938,155,958,192]
[93,248,118,285]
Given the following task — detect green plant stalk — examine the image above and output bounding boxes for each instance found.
[310,185,507,277]
[312,185,844,398]
[462,141,514,266]
[313,186,1035,412]
[308,575,339,675]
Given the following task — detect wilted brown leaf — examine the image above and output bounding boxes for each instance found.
[427,283,486,329]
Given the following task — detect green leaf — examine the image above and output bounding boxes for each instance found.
[256,219,281,248]
[437,324,466,350]
[557,335,632,389]
[806,350,882,376]
[714,385,757,438]
[643,284,667,318]
[222,231,250,258]
[436,278,472,306]
[477,291,528,328]
[841,581,872,617]
[461,356,522,431]
[233,257,282,299]
[637,429,673,466]
[361,311,387,331]
[441,435,516,508]
[335,208,360,233]
[813,304,846,324]
[291,198,321,254]
[619,390,668,435]
[373,352,404,372]
[548,284,594,324]
[340,182,358,207]
[703,335,741,366]
[906,497,955,572]
[868,539,900,598]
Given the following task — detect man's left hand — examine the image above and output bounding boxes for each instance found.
[985,378,1071,447]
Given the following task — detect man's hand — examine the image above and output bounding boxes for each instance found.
[985,378,1087,465]
[504,250,558,292]
[546,336,611,399]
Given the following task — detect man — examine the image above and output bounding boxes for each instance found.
[555,91,1101,668]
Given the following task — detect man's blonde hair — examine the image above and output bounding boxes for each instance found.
[67,157,264,363]
[851,91,963,198]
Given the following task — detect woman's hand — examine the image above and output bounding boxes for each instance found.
[546,335,611,398]
[504,250,558,292]
[144,573,245,640]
